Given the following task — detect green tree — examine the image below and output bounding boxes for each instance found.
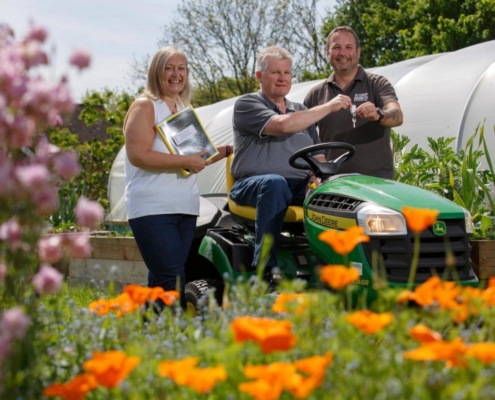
[322,0,495,67]
[131,0,327,105]
[49,89,134,219]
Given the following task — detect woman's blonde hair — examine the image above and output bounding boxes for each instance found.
[143,46,192,105]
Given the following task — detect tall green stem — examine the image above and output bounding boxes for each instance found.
[407,233,420,290]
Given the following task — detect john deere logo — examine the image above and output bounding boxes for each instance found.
[433,221,447,236]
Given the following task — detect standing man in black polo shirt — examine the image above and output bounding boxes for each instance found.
[304,26,403,179]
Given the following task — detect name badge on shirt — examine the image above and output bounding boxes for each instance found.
[354,93,368,102]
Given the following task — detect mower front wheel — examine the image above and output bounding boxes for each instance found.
[185,279,224,316]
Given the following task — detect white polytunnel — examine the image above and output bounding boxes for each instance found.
[107,40,495,225]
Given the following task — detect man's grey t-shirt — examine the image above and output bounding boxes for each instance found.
[231,91,322,180]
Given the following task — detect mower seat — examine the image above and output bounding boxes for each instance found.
[226,154,304,224]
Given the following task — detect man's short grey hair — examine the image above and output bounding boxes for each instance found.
[256,46,293,73]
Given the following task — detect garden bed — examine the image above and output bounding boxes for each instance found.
[64,237,495,287]
[68,236,147,288]
[471,239,495,279]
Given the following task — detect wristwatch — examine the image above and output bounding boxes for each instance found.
[375,107,386,123]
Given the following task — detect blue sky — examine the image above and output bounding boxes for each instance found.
[3,0,334,101]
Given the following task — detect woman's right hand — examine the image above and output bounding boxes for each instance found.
[186,149,209,173]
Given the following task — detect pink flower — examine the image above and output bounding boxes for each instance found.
[32,263,63,294]
[74,197,104,229]
[67,232,91,258]
[25,23,48,43]
[35,136,60,163]
[15,164,50,189]
[33,186,59,216]
[0,306,31,340]
[0,218,22,250]
[53,151,81,179]
[69,49,91,70]
[38,235,64,264]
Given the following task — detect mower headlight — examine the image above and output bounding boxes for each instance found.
[463,208,473,234]
[357,205,407,235]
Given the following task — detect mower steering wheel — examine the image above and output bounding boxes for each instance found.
[288,142,356,179]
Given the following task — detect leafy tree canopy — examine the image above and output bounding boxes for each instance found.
[322,0,495,67]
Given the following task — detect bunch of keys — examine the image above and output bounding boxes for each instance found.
[350,104,357,128]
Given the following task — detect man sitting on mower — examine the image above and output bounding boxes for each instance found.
[229,46,353,276]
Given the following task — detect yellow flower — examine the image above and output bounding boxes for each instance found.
[320,265,359,289]
[82,350,141,389]
[318,226,369,255]
[346,310,394,334]
[401,206,439,233]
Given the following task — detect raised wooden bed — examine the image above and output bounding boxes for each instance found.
[65,236,495,287]
[471,239,495,279]
[68,237,147,287]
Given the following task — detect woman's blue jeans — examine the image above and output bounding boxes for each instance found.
[229,174,308,269]
[129,213,197,310]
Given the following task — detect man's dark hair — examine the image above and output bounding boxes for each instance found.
[326,26,360,50]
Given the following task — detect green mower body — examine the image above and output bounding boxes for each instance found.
[185,144,478,306]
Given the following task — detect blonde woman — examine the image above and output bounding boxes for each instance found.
[124,46,231,311]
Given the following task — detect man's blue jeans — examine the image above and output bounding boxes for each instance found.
[229,174,308,269]
[129,214,197,310]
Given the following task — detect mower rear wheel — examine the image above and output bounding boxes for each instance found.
[185,279,224,316]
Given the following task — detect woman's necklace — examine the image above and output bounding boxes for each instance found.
[163,98,177,114]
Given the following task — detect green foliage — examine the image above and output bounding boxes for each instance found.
[322,0,495,67]
[4,279,495,399]
[48,89,134,225]
[392,126,495,239]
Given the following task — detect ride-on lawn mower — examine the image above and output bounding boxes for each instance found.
[184,143,479,311]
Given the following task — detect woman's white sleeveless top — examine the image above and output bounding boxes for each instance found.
[124,99,199,219]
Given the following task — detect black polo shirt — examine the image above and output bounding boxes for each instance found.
[304,66,398,179]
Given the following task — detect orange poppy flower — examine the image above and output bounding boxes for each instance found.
[466,342,495,364]
[409,324,442,343]
[82,350,141,388]
[159,357,199,384]
[289,352,334,397]
[272,293,308,314]
[239,379,283,400]
[155,289,180,306]
[318,226,370,255]
[404,338,467,368]
[158,357,227,393]
[241,355,333,400]
[123,284,151,305]
[230,316,297,354]
[320,265,360,289]
[482,284,495,307]
[294,352,333,378]
[401,206,439,233]
[88,299,110,316]
[346,310,394,334]
[108,293,140,317]
[43,373,98,400]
